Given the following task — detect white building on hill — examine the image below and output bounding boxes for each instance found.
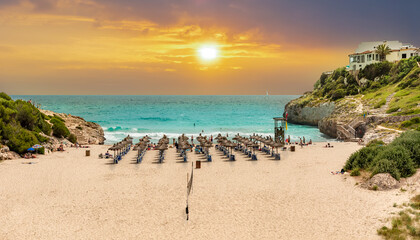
[348,41,419,71]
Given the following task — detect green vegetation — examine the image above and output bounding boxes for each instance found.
[0,92,75,154]
[68,134,77,144]
[378,195,420,240]
[400,117,420,130]
[50,116,70,138]
[350,168,361,176]
[366,139,385,147]
[309,56,420,115]
[344,131,420,180]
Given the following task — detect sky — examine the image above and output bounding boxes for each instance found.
[0,0,419,95]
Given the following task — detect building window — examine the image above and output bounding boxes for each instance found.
[411,53,414,57]
[375,54,379,61]
[361,55,365,63]
[402,53,407,59]
[367,54,372,61]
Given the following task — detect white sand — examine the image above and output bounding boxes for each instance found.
[0,142,413,239]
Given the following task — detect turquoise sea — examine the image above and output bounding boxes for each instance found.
[11,95,332,144]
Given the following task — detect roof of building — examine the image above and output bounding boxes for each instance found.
[348,47,419,56]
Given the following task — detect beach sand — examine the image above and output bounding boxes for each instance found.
[0,142,413,239]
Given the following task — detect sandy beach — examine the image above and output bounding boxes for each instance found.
[0,142,415,239]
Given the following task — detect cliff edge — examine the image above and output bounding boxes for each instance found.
[285,57,420,142]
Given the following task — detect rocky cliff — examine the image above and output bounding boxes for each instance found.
[284,57,420,143]
[285,93,335,126]
[41,110,105,145]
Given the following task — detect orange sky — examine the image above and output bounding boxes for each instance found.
[0,0,418,95]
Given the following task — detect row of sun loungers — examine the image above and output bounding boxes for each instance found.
[109,133,291,165]
[108,136,133,164]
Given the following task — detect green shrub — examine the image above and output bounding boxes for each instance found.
[370,81,381,90]
[345,131,419,180]
[331,89,346,100]
[33,132,48,143]
[344,146,381,170]
[374,145,415,179]
[53,114,65,122]
[400,117,420,128]
[371,158,401,180]
[0,92,12,101]
[374,99,386,109]
[386,106,400,113]
[37,147,45,154]
[68,133,77,144]
[16,102,36,130]
[39,120,52,135]
[350,168,361,176]
[391,131,420,167]
[50,116,63,125]
[366,139,385,147]
[52,121,70,138]
[7,128,39,154]
[359,61,392,81]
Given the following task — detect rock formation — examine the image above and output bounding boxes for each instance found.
[41,110,105,145]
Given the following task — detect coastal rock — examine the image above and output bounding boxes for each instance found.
[1,145,9,153]
[362,173,400,191]
[318,119,338,138]
[41,110,105,145]
[0,145,19,160]
[285,99,335,126]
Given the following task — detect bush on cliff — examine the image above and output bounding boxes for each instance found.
[3,125,39,154]
[0,92,54,154]
[331,89,346,100]
[68,133,77,144]
[0,92,12,101]
[51,118,70,138]
[306,56,420,109]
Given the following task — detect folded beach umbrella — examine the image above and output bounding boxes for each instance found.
[271,142,283,153]
[203,142,213,148]
[156,144,168,151]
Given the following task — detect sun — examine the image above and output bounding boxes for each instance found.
[198,46,218,61]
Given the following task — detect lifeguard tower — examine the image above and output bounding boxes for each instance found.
[273,117,286,145]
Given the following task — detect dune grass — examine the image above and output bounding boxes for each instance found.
[378,195,420,240]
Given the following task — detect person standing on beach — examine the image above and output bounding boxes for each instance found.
[303,136,305,144]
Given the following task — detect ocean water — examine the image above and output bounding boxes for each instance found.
[12,95,333,143]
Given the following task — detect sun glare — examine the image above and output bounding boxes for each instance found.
[198,46,218,61]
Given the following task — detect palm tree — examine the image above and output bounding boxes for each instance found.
[375,44,391,62]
